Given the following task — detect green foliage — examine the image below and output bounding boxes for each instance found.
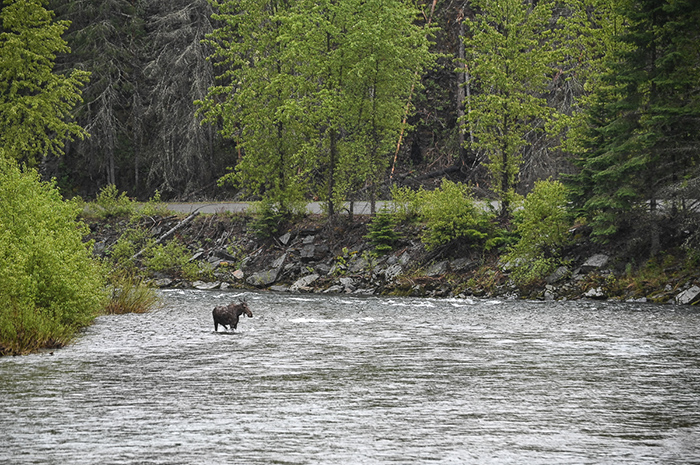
[460,0,557,218]
[94,184,134,218]
[389,185,422,222]
[0,160,107,355]
[105,272,159,315]
[143,242,190,275]
[199,0,436,218]
[505,179,571,285]
[365,208,400,255]
[0,0,90,165]
[566,0,700,251]
[248,199,304,240]
[416,179,494,250]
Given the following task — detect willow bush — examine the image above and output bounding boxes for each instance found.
[0,160,107,355]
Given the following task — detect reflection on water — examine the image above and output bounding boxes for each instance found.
[2,291,700,464]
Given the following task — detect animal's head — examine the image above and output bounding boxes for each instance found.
[238,300,253,318]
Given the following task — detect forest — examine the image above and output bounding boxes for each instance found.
[2,0,700,354]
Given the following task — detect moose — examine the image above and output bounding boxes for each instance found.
[212,301,253,332]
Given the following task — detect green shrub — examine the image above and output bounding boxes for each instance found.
[366,207,400,255]
[139,190,171,217]
[389,185,422,222]
[416,179,494,250]
[106,272,160,314]
[143,241,190,275]
[107,227,153,270]
[248,199,304,239]
[93,184,135,218]
[505,179,571,286]
[0,160,107,355]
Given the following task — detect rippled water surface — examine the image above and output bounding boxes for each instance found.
[2,291,700,464]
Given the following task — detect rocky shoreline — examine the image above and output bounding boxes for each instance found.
[88,212,700,306]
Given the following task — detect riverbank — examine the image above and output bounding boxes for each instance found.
[86,211,700,305]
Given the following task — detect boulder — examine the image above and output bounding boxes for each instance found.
[339,277,356,292]
[300,245,316,261]
[290,273,320,292]
[584,287,606,299]
[153,278,173,288]
[426,260,449,277]
[450,258,475,272]
[193,281,220,290]
[349,256,369,274]
[580,254,609,273]
[384,264,403,281]
[232,269,245,280]
[279,232,292,245]
[246,269,279,287]
[546,266,570,284]
[675,285,700,305]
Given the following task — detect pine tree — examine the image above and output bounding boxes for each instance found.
[0,0,90,165]
[567,0,700,254]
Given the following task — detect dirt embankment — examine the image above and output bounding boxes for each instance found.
[87,213,700,305]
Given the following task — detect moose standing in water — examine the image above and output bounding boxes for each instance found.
[213,301,253,332]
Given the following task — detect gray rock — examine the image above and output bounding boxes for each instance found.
[232,269,245,280]
[339,277,355,291]
[246,269,279,287]
[675,285,700,305]
[153,278,173,288]
[279,232,292,245]
[193,281,220,290]
[349,256,369,273]
[270,285,289,292]
[93,241,107,256]
[290,273,320,291]
[450,258,475,272]
[581,254,609,273]
[584,287,606,299]
[302,235,315,245]
[323,285,344,294]
[300,244,316,261]
[315,263,331,276]
[399,251,412,266]
[384,264,403,281]
[313,244,330,260]
[426,260,449,277]
[271,253,287,269]
[546,266,570,284]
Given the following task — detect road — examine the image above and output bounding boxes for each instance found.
[165,201,386,215]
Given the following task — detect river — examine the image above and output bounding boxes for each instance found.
[1,291,699,464]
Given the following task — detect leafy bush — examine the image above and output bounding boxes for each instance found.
[504,179,571,286]
[106,272,160,314]
[365,207,400,255]
[389,185,422,222]
[143,241,191,275]
[93,184,135,218]
[416,179,494,250]
[249,198,306,239]
[0,161,107,355]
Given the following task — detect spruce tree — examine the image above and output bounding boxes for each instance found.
[0,0,89,165]
[568,0,700,254]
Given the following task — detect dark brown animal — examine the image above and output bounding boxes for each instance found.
[212,301,253,332]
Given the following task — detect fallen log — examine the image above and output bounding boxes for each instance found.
[131,211,200,260]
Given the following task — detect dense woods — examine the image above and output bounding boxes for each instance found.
[2,0,700,354]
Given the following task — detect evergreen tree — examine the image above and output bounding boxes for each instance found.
[567,0,700,254]
[0,0,89,165]
[49,0,143,191]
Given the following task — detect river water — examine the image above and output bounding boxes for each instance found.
[2,291,699,464]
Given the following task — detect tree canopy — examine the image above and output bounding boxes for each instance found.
[0,0,89,165]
